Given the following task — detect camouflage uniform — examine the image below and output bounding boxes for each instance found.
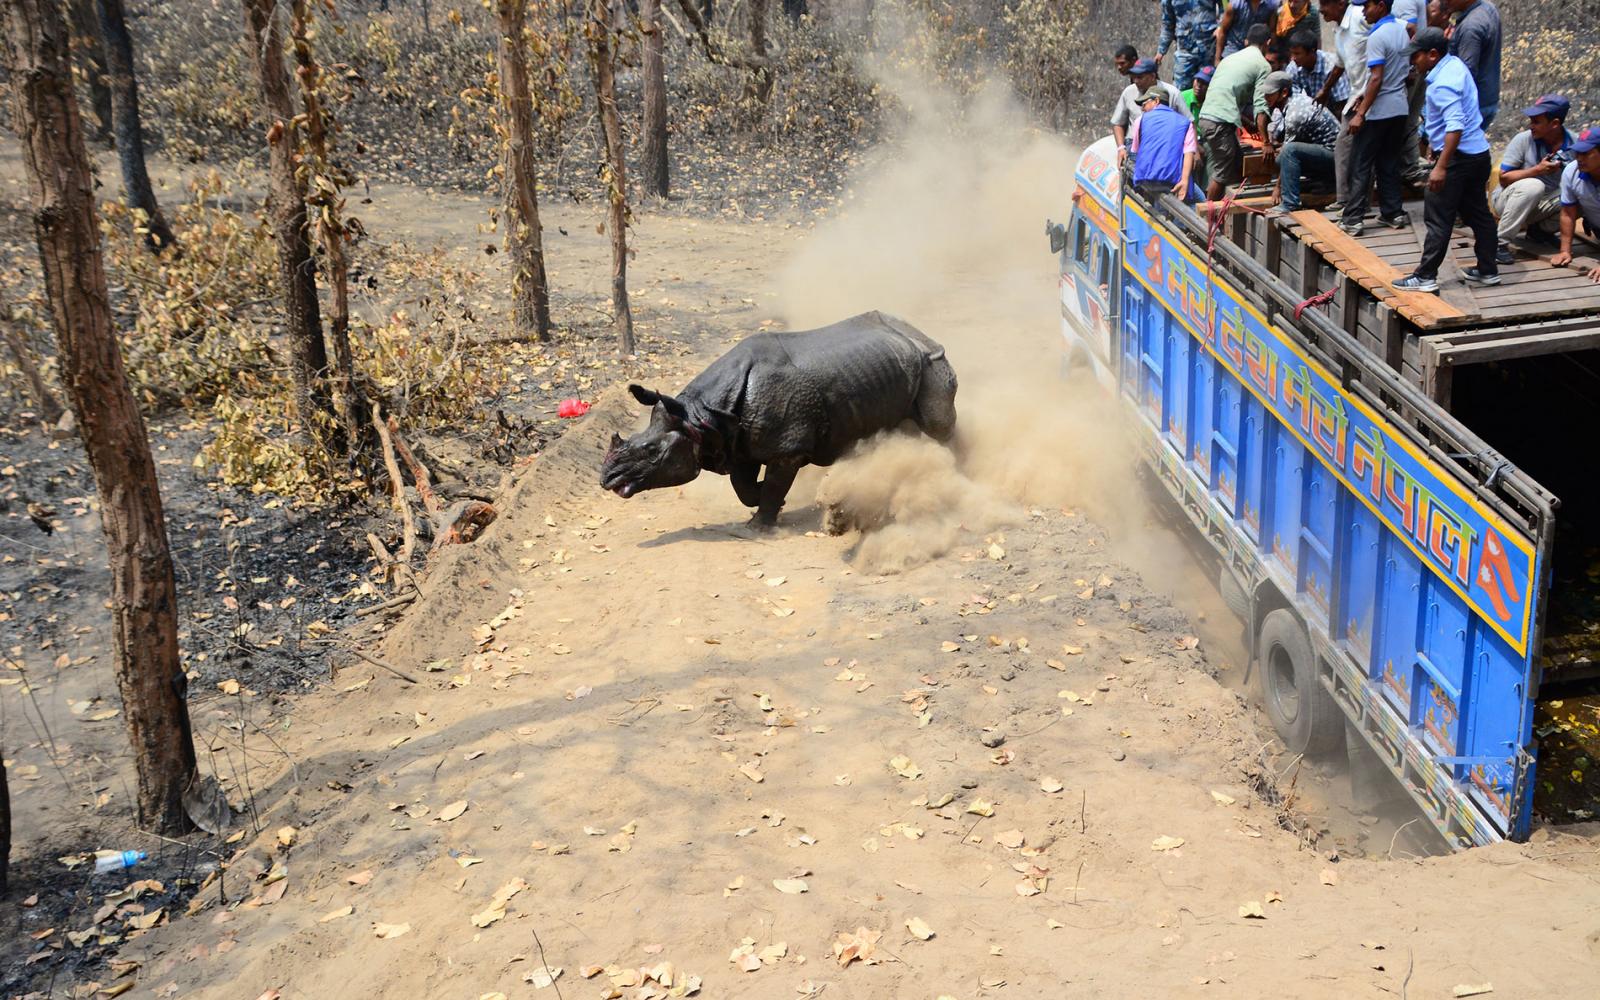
[1160,0,1222,90]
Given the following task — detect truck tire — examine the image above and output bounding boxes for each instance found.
[1256,609,1344,758]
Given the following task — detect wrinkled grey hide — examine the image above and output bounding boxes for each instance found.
[600,311,959,525]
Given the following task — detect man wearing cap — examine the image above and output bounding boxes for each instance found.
[1159,0,1221,91]
[1262,71,1340,214]
[1551,126,1600,284]
[1112,56,1185,161]
[1492,95,1573,262]
[1392,27,1497,293]
[1199,23,1276,199]
[1182,65,1215,123]
[1129,88,1202,202]
[1340,0,1411,237]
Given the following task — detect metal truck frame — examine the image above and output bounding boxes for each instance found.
[1053,138,1566,848]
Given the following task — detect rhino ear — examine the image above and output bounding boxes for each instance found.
[632,384,689,421]
[609,432,624,449]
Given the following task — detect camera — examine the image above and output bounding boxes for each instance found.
[1547,149,1575,164]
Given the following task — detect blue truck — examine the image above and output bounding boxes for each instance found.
[1052,137,1600,848]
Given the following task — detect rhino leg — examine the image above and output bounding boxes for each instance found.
[754,464,799,526]
[914,355,959,442]
[731,461,762,509]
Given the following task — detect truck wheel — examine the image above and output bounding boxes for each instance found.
[1256,609,1344,758]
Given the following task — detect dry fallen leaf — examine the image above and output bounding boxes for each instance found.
[832,926,883,966]
[966,799,995,817]
[374,922,411,939]
[347,870,373,887]
[739,762,765,783]
[439,800,469,822]
[1210,790,1236,806]
[1238,901,1266,919]
[318,905,353,923]
[996,829,1025,849]
[889,755,922,780]
[276,826,297,848]
[1151,835,1186,852]
[773,878,809,894]
[524,966,563,988]
[1040,777,1065,794]
[1320,868,1339,886]
[906,917,935,941]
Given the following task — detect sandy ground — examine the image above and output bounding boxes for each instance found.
[7,117,1600,999]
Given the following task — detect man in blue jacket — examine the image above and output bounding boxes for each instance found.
[1129,88,1202,202]
[1392,27,1498,293]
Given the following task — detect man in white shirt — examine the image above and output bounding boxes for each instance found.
[1111,56,1186,162]
[1325,0,1367,207]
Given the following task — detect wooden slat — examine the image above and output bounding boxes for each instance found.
[1290,209,1467,328]
[1434,327,1600,364]
[1404,214,1481,316]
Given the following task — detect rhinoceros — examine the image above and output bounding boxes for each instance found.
[600,311,958,525]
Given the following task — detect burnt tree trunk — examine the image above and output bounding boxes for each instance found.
[587,0,634,354]
[94,0,175,249]
[745,0,772,107]
[496,0,554,340]
[0,749,9,895]
[780,0,804,22]
[66,0,112,145]
[290,0,367,458]
[639,0,668,198]
[2,0,197,834]
[241,0,336,459]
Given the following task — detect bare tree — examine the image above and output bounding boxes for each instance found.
[1,749,10,895]
[496,0,554,339]
[639,0,669,198]
[290,0,369,457]
[745,0,772,106]
[2,0,197,834]
[587,0,634,354]
[66,0,112,145]
[240,0,337,460]
[94,0,175,249]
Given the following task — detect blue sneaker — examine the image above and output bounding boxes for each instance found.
[1463,267,1501,286]
[1392,273,1440,293]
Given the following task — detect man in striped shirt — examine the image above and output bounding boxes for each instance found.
[1286,29,1349,112]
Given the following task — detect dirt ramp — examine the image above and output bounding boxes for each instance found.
[380,385,637,666]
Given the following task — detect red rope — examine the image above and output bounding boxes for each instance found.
[1293,286,1337,322]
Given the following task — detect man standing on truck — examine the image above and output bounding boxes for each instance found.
[1324,0,1367,210]
[1444,0,1501,127]
[1158,0,1220,91]
[1550,127,1600,284]
[1492,95,1573,264]
[1214,0,1280,66]
[1340,0,1411,237]
[1112,57,1185,163]
[1391,27,1498,293]
[1182,65,1215,122]
[1286,29,1348,113]
[1198,23,1275,200]
[1262,70,1340,214]
[1129,88,1202,202]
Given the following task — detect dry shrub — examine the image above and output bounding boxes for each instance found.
[100,170,278,409]
[200,391,322,499]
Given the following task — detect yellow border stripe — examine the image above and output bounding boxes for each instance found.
[1124,201,1537,654]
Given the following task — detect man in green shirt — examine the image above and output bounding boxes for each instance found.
[1182,64,1215,122]
[1199,23,1276,199]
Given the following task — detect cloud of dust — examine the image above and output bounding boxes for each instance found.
[778,25,1160,574]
